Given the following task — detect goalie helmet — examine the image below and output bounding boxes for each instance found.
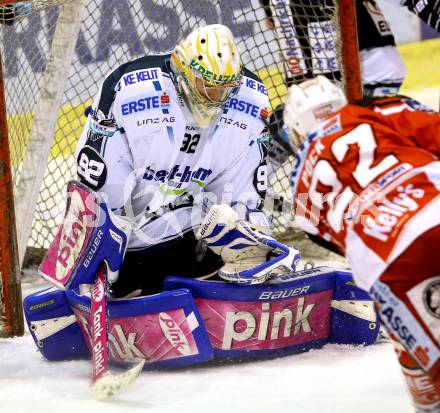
[283,76,347,148]
[171,24,242,125]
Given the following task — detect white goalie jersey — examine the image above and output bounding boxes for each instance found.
[75,54,270,250]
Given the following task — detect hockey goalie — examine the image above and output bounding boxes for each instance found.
[25,182,378,364]
[23,25,379,393]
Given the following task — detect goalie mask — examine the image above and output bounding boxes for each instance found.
[171,24,242,126]
[283,76,347,149]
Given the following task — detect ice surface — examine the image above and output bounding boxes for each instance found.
[0,334,413,413]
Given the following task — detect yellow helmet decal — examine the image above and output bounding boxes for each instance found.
[206,35,219,76]
[171,24,242,122]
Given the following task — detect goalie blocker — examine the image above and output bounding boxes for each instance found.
[39,180,131,290]
[24,266,380,368]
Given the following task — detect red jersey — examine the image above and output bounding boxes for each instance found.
[291,96,440,290]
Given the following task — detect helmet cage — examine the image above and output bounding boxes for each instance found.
[187,61,242,107]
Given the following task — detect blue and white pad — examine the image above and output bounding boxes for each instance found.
[24,286,213,370]
[25,267,379,368]
[330,272,380,345]
[23,287,90,361]
[165,266,379,361]
[39,181,131,289]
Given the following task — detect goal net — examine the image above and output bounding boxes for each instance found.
[0,0,360,336]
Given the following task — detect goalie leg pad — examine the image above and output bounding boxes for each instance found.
[165,267,338,360]
[329,272,380,346]
[26,267,380,368]
[165,266,380,361]
[66,288,213,370]
[23,287,90,361]
[25,286,213,369]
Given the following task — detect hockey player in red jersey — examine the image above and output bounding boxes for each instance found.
[283,76,440,413]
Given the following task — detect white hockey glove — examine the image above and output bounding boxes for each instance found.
[196,205,300,285]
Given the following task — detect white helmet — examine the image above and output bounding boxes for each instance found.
[283,76,347,148]
[171,24,242,125]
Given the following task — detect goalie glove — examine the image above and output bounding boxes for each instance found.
[196,205,301,285]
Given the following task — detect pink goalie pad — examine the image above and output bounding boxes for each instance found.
[196,290,333,351]
[39,181,100,289]
[72,306,201,364]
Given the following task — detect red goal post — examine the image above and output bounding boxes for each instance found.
[0,0,361,337]
[339,0,363,103]
[0,39,22,337]
[0,0,76,337]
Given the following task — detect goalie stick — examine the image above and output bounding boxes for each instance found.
[38,181,144,399]
[89,264,145,400]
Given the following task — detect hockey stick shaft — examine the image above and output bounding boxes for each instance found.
[90,263,109,384]
[90,262,145,400]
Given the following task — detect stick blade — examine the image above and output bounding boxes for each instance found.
[91,359,146,400]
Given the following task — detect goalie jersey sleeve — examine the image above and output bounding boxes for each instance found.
[75,103,134,214]
[74,55,270,249]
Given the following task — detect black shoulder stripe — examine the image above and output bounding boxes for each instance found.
[354,94,407,108]
[243,66,262,83]
[97,54,172,116]
[370,95,408,108]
